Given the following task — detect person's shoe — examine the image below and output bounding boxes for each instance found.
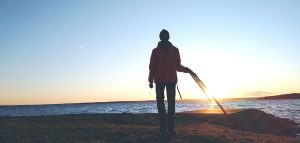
[168,130,177,136]
[159,129,167,135]
[159,127,167,133]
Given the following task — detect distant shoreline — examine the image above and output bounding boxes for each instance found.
[1,94,300,107]
[0,97,260,107]
[258,93,300,100]
[0,99,194,107]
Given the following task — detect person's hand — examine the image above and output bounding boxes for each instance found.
[149,82,153,88]
[186,67,194,74]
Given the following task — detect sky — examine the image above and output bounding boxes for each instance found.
[1,0,300,105]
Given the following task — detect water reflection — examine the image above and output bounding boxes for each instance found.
[0,99,299,124]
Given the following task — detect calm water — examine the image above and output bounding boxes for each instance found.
[0,99,299,125]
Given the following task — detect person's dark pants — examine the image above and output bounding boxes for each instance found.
[155,82,176,132]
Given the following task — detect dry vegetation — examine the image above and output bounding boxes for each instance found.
[0,109,299,143]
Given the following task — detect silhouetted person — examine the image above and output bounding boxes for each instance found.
[148,29,193,134]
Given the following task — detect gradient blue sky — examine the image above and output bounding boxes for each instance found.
[1,0,300,105]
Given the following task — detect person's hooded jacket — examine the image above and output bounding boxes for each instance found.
[148,36,189,83]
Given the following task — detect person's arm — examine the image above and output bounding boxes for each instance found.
[148,49,157,88]
[176,49,193,73]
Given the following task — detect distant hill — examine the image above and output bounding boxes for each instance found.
[259,93,300,100]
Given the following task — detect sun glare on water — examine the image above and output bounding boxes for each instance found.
[210,100,216,109]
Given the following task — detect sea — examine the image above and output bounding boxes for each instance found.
[0,99,299,125]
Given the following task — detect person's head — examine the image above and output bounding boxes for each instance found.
[159,29,169,41]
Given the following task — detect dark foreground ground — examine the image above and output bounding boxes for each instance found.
[0,109,299,143]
